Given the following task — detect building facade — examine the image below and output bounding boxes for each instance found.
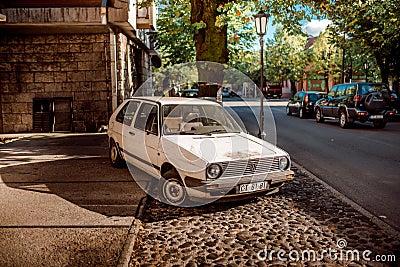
[0,0,160,133]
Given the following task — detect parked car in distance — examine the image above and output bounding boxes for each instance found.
[286,91,327,118]
[108,97,294,206]
[181,89,199,98]
[264,83,282,99]
[314,82,396,129]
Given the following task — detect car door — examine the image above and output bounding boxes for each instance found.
[324,86,338,117]
[110,100,140,150]
[289,92,300,113]
[331,85,346,117]
[294,92,304,114]
[124,102,160,176]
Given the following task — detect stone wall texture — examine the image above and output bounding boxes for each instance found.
[0,33,111,133]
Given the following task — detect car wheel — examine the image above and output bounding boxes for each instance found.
[299,108,305,119]
[339,111,351,128]
[160,170,187,206]
[109,139,125,168]
[286,106,292,116]
[315,108,324,123]
[373,120,387,129]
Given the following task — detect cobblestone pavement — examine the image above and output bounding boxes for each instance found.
[130,168,400,267]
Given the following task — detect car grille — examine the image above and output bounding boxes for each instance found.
[220,157,281,178]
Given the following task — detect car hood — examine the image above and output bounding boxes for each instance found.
[161,132,288,164]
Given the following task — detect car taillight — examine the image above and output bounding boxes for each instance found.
[354,95,362,102]
[304,94,309,105]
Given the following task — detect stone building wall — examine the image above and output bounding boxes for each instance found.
[0,32,111,133]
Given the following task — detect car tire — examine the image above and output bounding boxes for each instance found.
[286,106,292,116]
[299,108,305,119]
[160,170,187,206]
[109,139,125,168]
[373,120,387,129]
[339,111,351,129]
[315,108,324,123]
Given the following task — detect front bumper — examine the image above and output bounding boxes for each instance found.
[185,170,294,201]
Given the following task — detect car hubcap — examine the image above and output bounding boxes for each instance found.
[164,180,184,204]
[340,113,345,126]
[111,146,118,162]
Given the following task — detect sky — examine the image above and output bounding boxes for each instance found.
[265,18,331,39]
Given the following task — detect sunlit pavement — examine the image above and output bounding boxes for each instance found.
[0,133,146,266]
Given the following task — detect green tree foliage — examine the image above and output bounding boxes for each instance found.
[263,27,308,83]
[314,0,400,90]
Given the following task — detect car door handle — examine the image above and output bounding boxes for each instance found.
[128,131,135,136]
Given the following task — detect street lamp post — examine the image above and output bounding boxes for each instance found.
[364,61,369,82]
[253,10,269,140]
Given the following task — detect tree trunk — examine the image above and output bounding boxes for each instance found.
[191,0,229,88]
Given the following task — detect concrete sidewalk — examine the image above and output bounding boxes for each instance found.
[0,133,146,266]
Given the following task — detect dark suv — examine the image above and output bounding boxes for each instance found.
[314,82,396,129]
[286,91,326,118]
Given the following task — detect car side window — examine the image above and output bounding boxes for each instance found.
[346,85,356,96]
[337,85,346,97]
[293,92,299,101]
[134,103,159,135]
[328,86,338,98]
[116,101,139,126]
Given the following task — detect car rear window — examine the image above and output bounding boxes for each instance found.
[359,84,389,95]
[308,94,325,101]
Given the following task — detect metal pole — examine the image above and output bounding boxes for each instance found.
[365,66,368,82]
[259,36,265,140]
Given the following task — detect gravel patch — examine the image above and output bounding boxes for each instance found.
[130,169,400,266]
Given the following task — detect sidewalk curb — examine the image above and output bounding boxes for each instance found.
[292,161,400,240]
[116,195,148,267]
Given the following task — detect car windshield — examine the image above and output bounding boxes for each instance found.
[162,104,243,135]
[359,84,389,95]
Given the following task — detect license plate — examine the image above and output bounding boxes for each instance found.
[370,115,383,119]
[238,181,269,193]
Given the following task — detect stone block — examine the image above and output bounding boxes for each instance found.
[0,72,10,82]
[31,36,46,44]
[12,103,29,114]
[15,93,34,103]
[69,44,81,53]
[60,62,78,71]
[79,81,92,91]
[0,44,9,53]
[35,72,54,83]
[46,35,59,44]
[9,45,25,54]
[1,94,16,103]
[17,72,34,83]
[86,70,106,82]
[54,72,67,82]
[1,103,12,113]
[67,71,85,82]
[57,45,70,53]
[80,44,93,53]
[24,44,35,53]
[13,63,30,72]
[3,114,22,124]
[26,83,44,92]
[0,63,12,71]
[92,82,108,92]
[21,114,32,125]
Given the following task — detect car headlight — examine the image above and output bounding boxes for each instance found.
[206,164,222,179]
[279,157,290,170]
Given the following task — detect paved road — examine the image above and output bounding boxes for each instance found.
[226,99,400,232]
[0,133,146,266]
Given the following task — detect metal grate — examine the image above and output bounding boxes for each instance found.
[220,157,281,178]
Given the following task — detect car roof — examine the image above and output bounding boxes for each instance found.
[127,96,219,106]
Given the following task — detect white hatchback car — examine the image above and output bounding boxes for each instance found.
[108,96,294,206]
